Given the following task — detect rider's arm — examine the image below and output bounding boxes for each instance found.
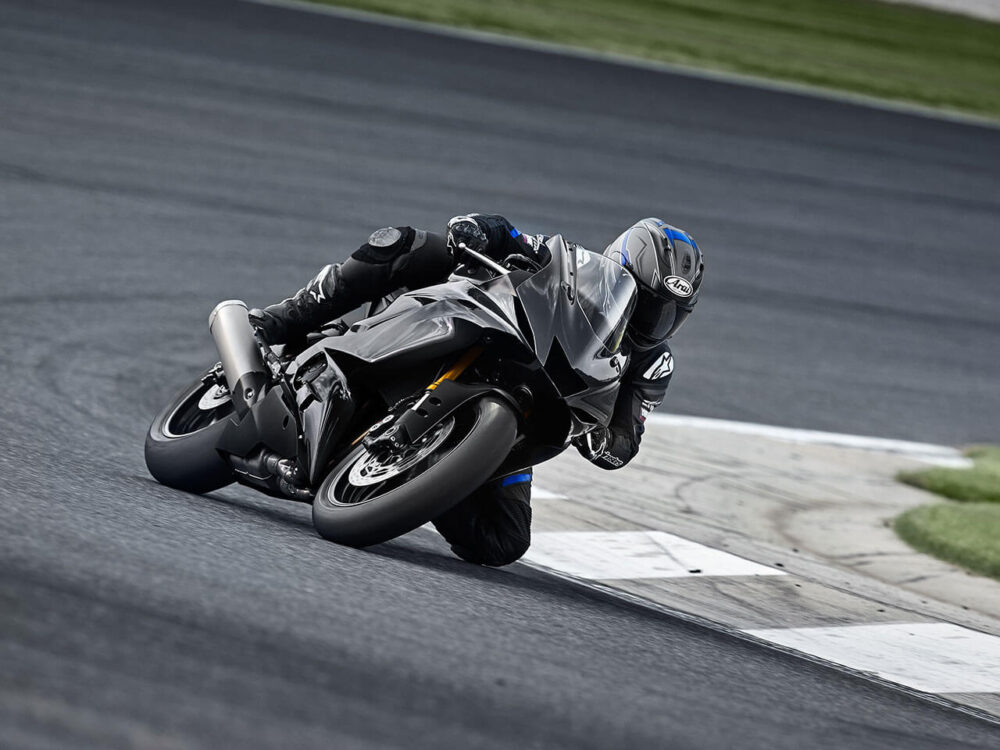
[574,345,674,470]
[252,215,542,345]
[452,214,550,266]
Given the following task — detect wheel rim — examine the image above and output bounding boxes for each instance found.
[347,417,455,487]
[163,381,234,438]
[329,411,476,507]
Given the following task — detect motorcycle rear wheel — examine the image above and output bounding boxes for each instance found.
[144,368,236,494]
[312,396,517,548]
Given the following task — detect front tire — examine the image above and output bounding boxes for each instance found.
[145,368,236,493]
[312,396,517,548]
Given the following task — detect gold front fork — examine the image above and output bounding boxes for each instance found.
[426,346,484,392]
[351,347,484,446]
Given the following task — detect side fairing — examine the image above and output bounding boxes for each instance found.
[291,277,528,370]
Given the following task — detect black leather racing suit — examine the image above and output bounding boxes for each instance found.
[256,215,674,566]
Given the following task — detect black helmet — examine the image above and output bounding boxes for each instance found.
[604,218,704,350]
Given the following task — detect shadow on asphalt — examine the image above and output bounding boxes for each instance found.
[133,476,315,529]
[134,475,703,619]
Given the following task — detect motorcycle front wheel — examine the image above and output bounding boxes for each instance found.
[312,396,517,548]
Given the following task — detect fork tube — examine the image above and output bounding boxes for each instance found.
[409,347,484,413]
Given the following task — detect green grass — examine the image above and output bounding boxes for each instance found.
[896,503,1000,580]
[899,445,1000,504]
[313,0,1000,120]
[895,446,1000,580]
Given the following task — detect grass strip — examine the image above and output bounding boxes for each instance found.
[311,0,1000,120]
[895,446,1000,581]
[896,503,1000,580]
[899,445,1000,504]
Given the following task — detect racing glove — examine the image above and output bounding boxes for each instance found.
[572,427,611,462]
[447,215,489,261]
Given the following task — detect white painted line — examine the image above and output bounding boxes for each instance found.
[532,486,566,501]
[522,530,786,580]
[646,413,973,468]
[241,0,999,131]
[745,623,1000,694]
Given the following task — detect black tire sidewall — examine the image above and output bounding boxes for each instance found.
[312,396,517,548]
[144,373,235,494]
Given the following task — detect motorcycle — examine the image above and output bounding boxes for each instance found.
[145,236,637,547]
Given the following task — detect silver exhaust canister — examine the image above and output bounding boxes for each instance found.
[208,300,268,416]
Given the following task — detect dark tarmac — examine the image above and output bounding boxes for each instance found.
[2,0,999,747]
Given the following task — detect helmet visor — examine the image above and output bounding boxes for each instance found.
[631,289,691,345]
[664,305,692,338]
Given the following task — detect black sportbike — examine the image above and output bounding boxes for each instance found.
[145,236,637,547]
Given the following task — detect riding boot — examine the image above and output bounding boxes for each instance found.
[249,264,355,346]
[249,226,453,346]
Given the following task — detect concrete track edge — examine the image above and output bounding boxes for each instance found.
[519,562,1000,728]
[517,416,1000,718]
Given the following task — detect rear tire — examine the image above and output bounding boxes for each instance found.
[312,396,517,548]
[145,369,236,494]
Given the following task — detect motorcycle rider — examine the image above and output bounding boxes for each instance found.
[250,214,704,567]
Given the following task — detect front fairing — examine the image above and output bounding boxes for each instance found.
[514,237,634,428]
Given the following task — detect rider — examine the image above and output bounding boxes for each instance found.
[249,215,705,567]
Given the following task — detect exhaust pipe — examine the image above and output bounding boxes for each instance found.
[208,300,268,416]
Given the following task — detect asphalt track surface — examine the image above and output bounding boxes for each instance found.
[2,0,1000,748]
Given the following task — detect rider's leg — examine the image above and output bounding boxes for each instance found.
[432,470,532,567]
[249,227,450,345]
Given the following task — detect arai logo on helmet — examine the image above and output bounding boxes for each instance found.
[665,275,694,298]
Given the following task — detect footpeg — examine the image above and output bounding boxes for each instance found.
[264,454,314,501]
[230,449,313,501]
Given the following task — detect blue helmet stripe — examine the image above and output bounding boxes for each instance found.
[619,228,634,265]
[662,225,698,250]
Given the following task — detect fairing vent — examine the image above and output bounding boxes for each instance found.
[467,287,509,321]
[513,298,534,350]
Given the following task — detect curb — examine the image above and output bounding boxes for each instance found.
[527,416,1000,718]
[516,561,1000,727]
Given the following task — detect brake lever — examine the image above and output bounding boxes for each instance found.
[458,243,510,277]
[501,253,541,272]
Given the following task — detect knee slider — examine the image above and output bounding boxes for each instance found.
[451,532,530,567]
[490,531,531,567]
[352,226,417,264]
[454,497,532,567]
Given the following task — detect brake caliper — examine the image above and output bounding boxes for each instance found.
[201,362,226,385]
[362,412,405,460]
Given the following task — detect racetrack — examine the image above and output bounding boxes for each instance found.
[2,0,1000,747]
